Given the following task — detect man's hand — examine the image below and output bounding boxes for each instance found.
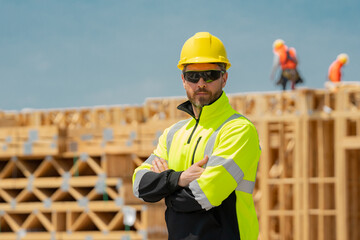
[178,156,209,187]
[150,157,169,173]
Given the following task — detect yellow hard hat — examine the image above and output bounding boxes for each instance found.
[337,53,349,64]
[177,32,231,70]
[273,39,285,49]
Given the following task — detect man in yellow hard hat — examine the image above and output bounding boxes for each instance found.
[133,32,261,240]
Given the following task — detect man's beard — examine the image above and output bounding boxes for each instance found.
[187,89,220,108]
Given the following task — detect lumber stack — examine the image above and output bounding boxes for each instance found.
[0,86,360,240]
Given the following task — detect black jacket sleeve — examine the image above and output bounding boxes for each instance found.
[165,187,204,212]
[138,169,204,212]
[138,169,183,202]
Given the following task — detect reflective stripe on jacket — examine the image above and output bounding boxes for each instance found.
[133,92,261,240]
[328,59,343,82]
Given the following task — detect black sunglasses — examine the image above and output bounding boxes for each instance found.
[183,70,224,83]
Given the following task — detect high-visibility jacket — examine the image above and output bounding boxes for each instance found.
[274,45,297,70]
[328,59,344,83]
[133,92,261,240]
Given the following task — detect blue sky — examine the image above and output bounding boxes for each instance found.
[1,0,359,110]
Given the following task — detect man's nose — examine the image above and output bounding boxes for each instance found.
[197,78,207,88]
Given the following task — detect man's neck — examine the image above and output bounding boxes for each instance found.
[192,106,202,119]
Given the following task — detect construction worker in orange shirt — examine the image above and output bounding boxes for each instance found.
[325,53,360,90]
[270,39,304,91]
[328,53,349,83]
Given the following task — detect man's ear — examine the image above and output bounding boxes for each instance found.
[222,72,228,88]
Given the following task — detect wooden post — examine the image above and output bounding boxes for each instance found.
[294,118,302,240]
[302,116,310,240]
[259,120,270,240]
[335,115,348,240]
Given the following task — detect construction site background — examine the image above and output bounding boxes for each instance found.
[0,85,359,240]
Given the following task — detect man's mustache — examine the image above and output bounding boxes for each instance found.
[195,89,210,94]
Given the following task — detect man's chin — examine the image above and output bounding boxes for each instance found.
[189,96,212,108]
[196,100,211,107]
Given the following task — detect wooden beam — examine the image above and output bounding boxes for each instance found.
[334,116,348,240]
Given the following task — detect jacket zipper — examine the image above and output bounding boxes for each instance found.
[191,137,202,165]
[187,119,199,144]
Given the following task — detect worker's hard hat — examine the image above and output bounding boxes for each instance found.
[337,53,349,64]
[273,39,285,49]
[177,32,231,70]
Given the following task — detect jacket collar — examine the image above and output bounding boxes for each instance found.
[177,91,232,122]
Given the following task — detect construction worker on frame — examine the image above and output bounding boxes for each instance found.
[133,32,261,240]
[328,53,349,83]
[325,53,349,91]
[270,39,304,91]
[325,53,360,91]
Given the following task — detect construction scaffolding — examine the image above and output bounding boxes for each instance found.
[0,86,359,240]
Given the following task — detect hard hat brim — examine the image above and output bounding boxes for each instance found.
[178,57,231,70]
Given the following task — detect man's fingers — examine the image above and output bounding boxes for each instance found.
[159,158,169,170]
[195,155,209,167]
[156,158,168,171]
[150,166,160,173]
[153,159,163,172]
[152,160,161,173]
[151,158,169,173]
